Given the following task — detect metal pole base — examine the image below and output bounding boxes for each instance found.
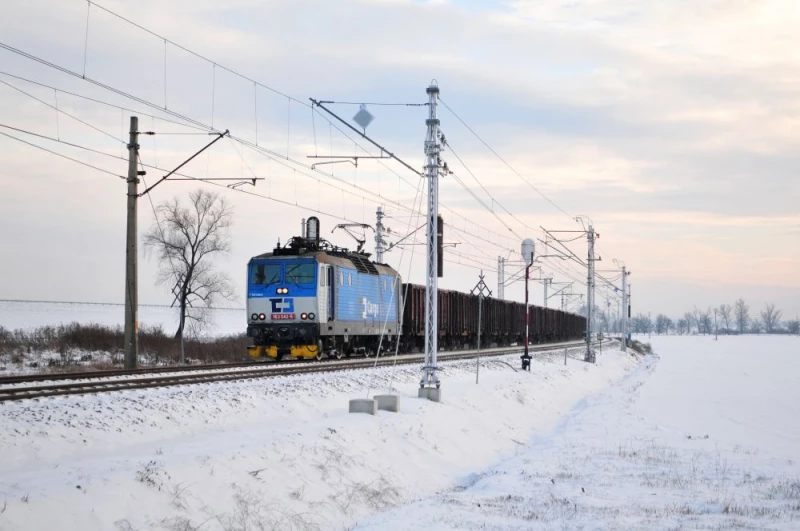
[418,387,441,402]
[520,354,532,371]
[420,365,440,389]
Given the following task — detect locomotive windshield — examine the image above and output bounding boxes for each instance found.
[286,263,315,285]
[250,263,281,286]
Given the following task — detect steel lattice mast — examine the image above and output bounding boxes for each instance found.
[421,83,441,390]
[375,206,385,263]
[585,223,596,362]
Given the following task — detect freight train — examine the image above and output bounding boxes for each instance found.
[246,217,585,361]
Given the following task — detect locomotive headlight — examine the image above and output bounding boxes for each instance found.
[300,313,308,320]
[251,313,258,321]
[308,313,316,320]
[258,313,266,320]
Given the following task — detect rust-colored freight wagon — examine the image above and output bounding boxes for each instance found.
[400,283,585,352]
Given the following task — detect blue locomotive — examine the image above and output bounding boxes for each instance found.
[246,217,401,360]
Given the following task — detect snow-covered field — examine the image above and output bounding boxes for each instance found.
[0,300,243,336]
[1,336,797,530]
[360,335,800,530]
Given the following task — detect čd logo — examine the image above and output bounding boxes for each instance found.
[269,298,294,313]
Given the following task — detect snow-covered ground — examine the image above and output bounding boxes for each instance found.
[0,300,244,336]
[359,335,800,530]
[0,343,636,530]
[1,336,796,530]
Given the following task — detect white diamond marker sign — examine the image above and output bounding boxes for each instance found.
[353,105,374,130]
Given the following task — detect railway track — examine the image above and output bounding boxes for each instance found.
[0,340,604,403]
[0,359,301,385]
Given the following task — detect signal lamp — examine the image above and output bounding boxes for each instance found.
[308,313,316,320]
[300,313,308,320]
[251,313,258,321]
[258,313,266,320]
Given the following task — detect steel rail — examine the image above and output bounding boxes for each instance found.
[0,340,604,403]
[0,359,296,385]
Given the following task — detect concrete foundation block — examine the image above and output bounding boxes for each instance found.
[374,394,400,412]
[349,398,377,415]
[418,387,442,403]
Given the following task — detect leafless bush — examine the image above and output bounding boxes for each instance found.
[629,340,653,355]
[213,487,320,531]
[161,516,209,531]
[335,477,400,514]
[136,460,169,491]
[114,520,138,531]
[0,322,249,368]
[168,482,193,511]
[768,479,800,500]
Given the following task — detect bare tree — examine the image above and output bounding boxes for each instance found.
[654,314,671,335]
[734,298,749,334]
[144,189,235,355]
[788,319,800,335]
[684,311,696,334]
[760,303,783,333]
[718,304,732,333]
[631,313,651,334]
[692,306,703,334]
[597,310,609,333]
[697,307,713,335]
[676,318,688,335]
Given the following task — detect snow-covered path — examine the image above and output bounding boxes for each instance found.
[358,336,800,529]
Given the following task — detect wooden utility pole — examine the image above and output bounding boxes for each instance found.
[124,116,140,370]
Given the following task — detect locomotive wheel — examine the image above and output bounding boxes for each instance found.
[334,349,343,360]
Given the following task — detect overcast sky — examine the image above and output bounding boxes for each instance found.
[1,0,798,324]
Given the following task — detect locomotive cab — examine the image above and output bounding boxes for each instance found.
[246,257,321,360]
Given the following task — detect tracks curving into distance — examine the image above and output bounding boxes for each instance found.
[0,340,607,403]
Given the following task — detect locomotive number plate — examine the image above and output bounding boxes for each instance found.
[271,314,296,320]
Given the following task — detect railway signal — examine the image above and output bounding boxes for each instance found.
[470,271,492,384]
[521,238,535,371]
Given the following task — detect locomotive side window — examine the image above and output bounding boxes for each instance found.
[340,270,344,286]
[286,263,315,285]
[251,263,281,286]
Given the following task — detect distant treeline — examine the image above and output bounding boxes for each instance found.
[630,299,800,335]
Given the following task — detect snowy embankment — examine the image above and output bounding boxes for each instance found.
[0,344,637,530]
[359,335,800,530]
